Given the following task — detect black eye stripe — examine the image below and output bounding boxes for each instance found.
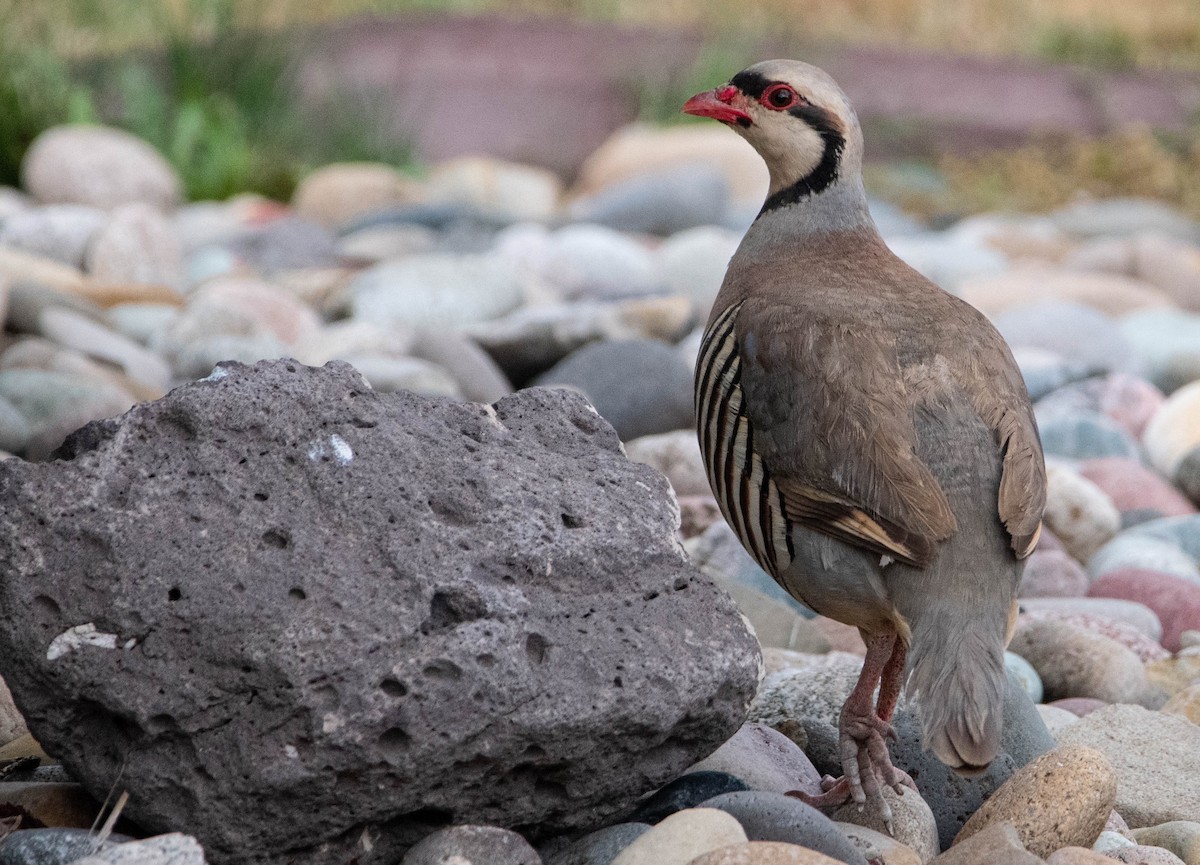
[729,70,771,99]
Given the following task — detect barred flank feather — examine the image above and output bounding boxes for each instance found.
[695,302,793,579]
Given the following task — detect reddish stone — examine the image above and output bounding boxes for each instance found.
[1089,567,1200,652]
[1078,457,1195,519]
[1049,697,1110,717]
[1019,548,1089,598]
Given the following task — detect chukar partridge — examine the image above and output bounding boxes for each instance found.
[684,60,1046,825]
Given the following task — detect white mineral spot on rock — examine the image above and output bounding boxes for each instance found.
[329,434,353,466]
[285,745,299,759]
[202,366,230,382]
[47,623,120,660]
[307,435,353,465]
[322,713,344,734]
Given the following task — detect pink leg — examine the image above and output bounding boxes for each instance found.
[788,632,915,834]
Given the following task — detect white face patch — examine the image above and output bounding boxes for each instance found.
[741,113,827,197]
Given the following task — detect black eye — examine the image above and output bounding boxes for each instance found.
[765,86,797,109]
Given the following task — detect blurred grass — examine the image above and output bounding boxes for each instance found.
[1,0,1199,211]
[6,0,1200,69]
[864,125,1200,220]
[0,0,414,199]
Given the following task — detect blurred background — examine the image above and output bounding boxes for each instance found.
[4,0,1200,210]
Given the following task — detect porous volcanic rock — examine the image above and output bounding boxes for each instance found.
[0,359,760,864]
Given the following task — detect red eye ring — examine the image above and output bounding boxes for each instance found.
[761,84,799,110]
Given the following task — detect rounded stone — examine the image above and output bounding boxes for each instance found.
[402,824,540,865]
[531,339,693,441]
[994,302,1133,376]
[1018,597,1163,640]
[960,268,1173,318]
[1089,568,1200,651]
[832,786,938,863]
[1111,845,1190,865]
[1039,412,1142,461]
[350,253,526,330]
[610,808,747,865]
[1043,461,1122,563]
[628,772,750,825]
[572,123,768,210]
[1162,683,1200,724]
[426,156,562,223]
[1048,697,1110,718]
[699,791,868,865]
[624,430,709,497]
[685,723,823,799]
[567,164,729,236]
[0,367,135,461]
[1008,618,1151,704]
[687,842,846,865]
[1078,457,1195,523]
[1035,704,1080,736]
[540,224,662,301]
[292,162,423,229]
[1046,845,1123,864]
[1018,548,1089,598]
[1131,822,1200,865]
[1034,373,1164,440]
[953,744,1116,857]
[0,204,106,267]
[1119,308,1200,394]
[85,203,184,288]
[540,823,650,865]
[1005,651,1044,703]
[834,824,922,865]
[0,396,32,456]
[1056,704,1200,828]
[21,124,181,210]
[933,821,1042,865]
[657,226,740,317]
[1145,381,1200,484]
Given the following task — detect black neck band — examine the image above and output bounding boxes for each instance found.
[759,104,845,217]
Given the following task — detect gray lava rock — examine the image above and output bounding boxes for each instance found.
[0,360,760,865]
[532,339,694,440]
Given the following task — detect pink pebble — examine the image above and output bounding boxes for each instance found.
[1049,697,1109,717]
[1019,548,1089,598]
[1096,372,1164,439]
[1089,567,1200,652]
[1021,609,1169,662]
[1078,457,1196,519]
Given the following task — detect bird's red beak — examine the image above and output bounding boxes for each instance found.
[682,85,751,126]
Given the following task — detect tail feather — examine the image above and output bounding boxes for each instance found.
[905,620,1006,774]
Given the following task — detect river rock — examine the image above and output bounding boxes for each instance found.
[21,125,182,210]
[610,808,747,865]
[0,205,106,267]
[531,339,693,440]
[1057,704,1200,828]
[1119,308,1200,394]
[0,360,760,863]
[684,722,822,798]
[952,744,1115,857]
[1089,568,1200,652]
[1043,461,1122,562]
[292,162,424,229]
[401,825,540,865]
[1008,618,1152,704]
[85,203,184,288]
